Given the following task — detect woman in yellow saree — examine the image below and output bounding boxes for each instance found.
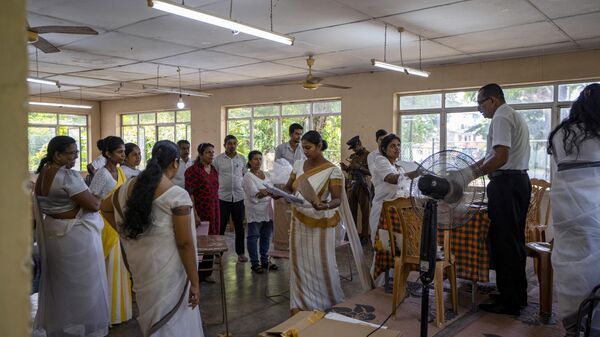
[89,136,133,325]
[284,131,373,314]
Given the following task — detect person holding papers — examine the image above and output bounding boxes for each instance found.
[282,130,345,314]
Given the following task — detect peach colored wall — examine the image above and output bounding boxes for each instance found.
[0,0,32,335]
[27,97,102,160]
[100,49,600,159]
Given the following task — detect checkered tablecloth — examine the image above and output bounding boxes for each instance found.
[373,206,490,282]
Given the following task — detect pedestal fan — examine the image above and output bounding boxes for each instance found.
[409,150,485,337]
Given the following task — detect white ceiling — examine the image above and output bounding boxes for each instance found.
[26,0,600,100]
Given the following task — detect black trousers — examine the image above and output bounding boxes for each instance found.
[486,173,531,308]
[219,199,246,256]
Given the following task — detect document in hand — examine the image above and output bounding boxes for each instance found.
[263,183,305,205]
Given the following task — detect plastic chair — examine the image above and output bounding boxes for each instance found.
[389,198,458,327]
[526,179,551,243]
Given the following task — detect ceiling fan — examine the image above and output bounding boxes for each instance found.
[27,22,98,53]
[265,55,351,90]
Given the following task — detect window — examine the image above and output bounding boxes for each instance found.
[120,110,191,168]
[28,112,89,172]
[226,100,342,170]
[398,81,599,182]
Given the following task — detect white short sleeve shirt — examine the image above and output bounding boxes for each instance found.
[484,103,531,170]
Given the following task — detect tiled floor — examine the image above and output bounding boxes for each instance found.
[108,233,371,337]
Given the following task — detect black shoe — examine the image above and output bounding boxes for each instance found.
[478,301,521,316]
[488,293,527,308]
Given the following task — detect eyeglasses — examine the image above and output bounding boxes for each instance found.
[477,97,491,106]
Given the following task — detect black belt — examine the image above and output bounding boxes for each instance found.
[488,169,528,178]
[557,161,600,172]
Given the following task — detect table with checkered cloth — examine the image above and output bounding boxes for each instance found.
[373,206,490,283]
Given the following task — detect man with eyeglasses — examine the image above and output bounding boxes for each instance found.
[468,83,531,315]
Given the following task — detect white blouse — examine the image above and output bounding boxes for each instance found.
[242,172,273,223]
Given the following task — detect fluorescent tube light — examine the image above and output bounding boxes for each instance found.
[371,59,430,78]
[143,85,212,98]
[27,77,59,86]
[29,101,92,109]
[148,0,294,46]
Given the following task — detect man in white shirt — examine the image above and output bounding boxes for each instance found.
[275,123,306,166]
[367,129,388,176]
[470,83,531,315]
[213,135,248,262]
[172,140,194,188]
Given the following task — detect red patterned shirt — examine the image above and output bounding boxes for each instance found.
[185,162,220,235]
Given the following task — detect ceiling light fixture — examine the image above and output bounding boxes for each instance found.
[29,101,92,109]
[27,77,58,86]
[370,26,430,78]
[177,94,185,109]
[143,85,213,97]
[147,0,294,45]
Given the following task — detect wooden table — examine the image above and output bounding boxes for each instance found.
[197,235,230,336]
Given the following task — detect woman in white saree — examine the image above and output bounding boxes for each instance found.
[101,140,203,337]
[283,131,373,314]
[548,83,600,337]
[33,136,109,337]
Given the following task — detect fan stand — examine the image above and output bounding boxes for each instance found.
[418,199,439,337]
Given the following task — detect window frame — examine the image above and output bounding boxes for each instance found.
[396,80,600,182]
[119,110,191,167]
[225,98,342,166]
[28,112,89,172]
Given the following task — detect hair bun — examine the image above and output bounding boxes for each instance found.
[321,139,328,151]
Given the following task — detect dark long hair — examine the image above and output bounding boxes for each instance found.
[196,142,214,162]
[101,136,124,158]
[379,133,400,157]
[124,143,139,157]
[548,83,600,156]
[123,140,179,239]
[36,136,76,173]
[301,130,328,151]
[246,150,262,169]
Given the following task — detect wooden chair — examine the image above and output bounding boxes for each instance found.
[525,241,553,318]
[526,179,551,243]
[388,198,458,327]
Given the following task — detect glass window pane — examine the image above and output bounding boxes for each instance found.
[560,107,570,121]
[176,124,188,143]
[158,126,175,142]
[29,112,57,125]
[253,119,278,171]
[282,103,310,115]
[253,105,279,117]
[79,126,88,172]
[312,115,341,164]
[177,110,191,123]
[58,114,86,126]
[122,114,138,125]
[157,111,175,124]
[313,101,341,115]
[228,107,252,119]
[139,112,155,124]
[558,82,598,101]
[140,125,156,168]
[445,91,477,108]
[504,85,553,104]
[400,114,440,163]
[121,126,138,144]
[28,127,56,171]
[399,94,442,110]
[446,112,488,161]
[519,109,552,181]
[282,117,309,143]
[227,120,250,158]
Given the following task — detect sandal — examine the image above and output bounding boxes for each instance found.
[263,263,278,271]
[251,266,264,274]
